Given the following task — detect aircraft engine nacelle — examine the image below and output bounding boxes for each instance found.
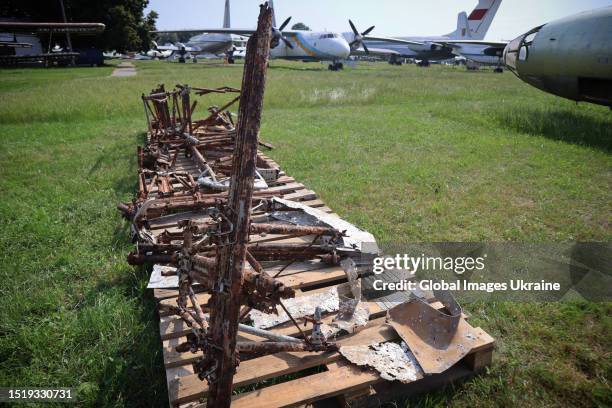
[503,7,612,107]
[484,47,503,57]
[270,29,281,49]
[427,42,442,51]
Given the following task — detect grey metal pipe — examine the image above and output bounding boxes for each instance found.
[238,323,301,343]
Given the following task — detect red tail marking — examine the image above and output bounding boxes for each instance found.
[468,9,488,20]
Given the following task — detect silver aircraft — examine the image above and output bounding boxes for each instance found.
[438,6,612,107]
[358,0,504,65]
[153,0,247,59]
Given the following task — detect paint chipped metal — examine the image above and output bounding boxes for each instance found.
[340,342,422,383]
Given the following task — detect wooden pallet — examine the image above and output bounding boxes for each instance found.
[143,130,494,408]
[154,262,494,408]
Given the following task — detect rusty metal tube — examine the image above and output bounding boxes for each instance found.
[249,223,340,236]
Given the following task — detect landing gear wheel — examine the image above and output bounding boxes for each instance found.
[494,67,503,73]
[328,63,341,71]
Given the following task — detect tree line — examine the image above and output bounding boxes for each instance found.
[0,0,158,52]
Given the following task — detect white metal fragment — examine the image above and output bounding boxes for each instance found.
[271,197,379,254]
[248,287,340,329]
[339,342,422,383]
[148,265,179,288]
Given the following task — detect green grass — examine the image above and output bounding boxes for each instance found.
[0,60,610,407]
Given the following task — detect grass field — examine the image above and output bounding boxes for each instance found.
[0,59,610,407]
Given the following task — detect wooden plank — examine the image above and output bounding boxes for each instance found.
[159,267,349,340]
[283,189,318,202]
[170,321,397,406]
[167,299,468,405]
[169,313,493,407]
[153,260,335,302]
[158,264,347,312]
[230,361,380,408]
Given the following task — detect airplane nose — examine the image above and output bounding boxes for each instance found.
[335,39,351,58]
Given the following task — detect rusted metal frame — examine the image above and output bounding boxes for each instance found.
[189,286,208,329]
[142,95,153,135]
[245,250,265,275]
[206,8,273,404]
[171,92,178,129]
[144,99,161,134]
[138,172,148,199]
[152,97,172,138]
[142,91,172,100]
[278,299,310,343]
[157,174,174,197]
[273,233,324,278]
[170,149,180,168]
[189,145,218,182]
[147,174,158,198]
[236,341,334,354]
[201,94,241,124]
[127,242,340,266]
[190,255,295,300]
[173,92,182,129]
[250,223,341,237]
[193,86,241,95]
[247,232,306,245]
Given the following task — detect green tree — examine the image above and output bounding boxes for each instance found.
[291,22,310,31]
[0,0,158,52]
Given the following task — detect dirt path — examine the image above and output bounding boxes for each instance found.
[111,62,137,77]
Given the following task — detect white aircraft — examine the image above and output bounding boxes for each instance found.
[152,0,247,62]
[359,0,504,66]
[146,42,175,59]
[152,0,392,70]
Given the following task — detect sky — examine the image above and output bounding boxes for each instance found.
[146,0,612,40]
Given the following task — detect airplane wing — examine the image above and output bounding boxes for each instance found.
[0,41,32,48]
[432,40,508,49]
[352,47,400,56]
[153,28,261,36]
[363,35,425,46]
[0,22,105,34]
[156,43,198,52]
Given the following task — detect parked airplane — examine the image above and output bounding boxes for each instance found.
[152,0,391,70]
[152,0,247,62]
[360,0,504,65]
[433,6,612,106]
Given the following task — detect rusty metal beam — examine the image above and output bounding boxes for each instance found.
[205,5,274,406]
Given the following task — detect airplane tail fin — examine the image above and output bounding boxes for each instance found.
[446,12,471,39]
[465,0,503,39]
[223,0,230,28]
[152,40,159,49]
[269,0,277,27]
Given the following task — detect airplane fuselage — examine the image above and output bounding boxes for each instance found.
[504,6,612,106]
[364,35,458,60]
[271,31,350,61]
[186,33,247,54]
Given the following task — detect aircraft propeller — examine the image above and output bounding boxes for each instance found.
[348,19,375,54]
[272,16,294,49]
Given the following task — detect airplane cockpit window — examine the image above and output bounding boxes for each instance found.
[504,25,543,71]
[519,31,538,61]
[319,33,339,39]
